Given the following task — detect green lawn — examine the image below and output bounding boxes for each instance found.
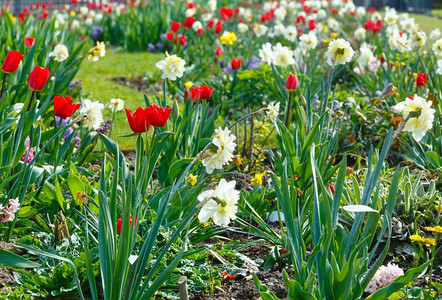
[75,48,164,150]
[409,13,442,35]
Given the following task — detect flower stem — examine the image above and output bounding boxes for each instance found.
[285,91,292,128]
[0,73,7,99]
[26,91,35,112]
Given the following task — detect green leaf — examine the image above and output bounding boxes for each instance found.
[55,177,67,212]
[0,248,40,268]
[253,274,280,300]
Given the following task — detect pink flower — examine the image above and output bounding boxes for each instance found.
[365,263,404,294]
[0,198,20,223]
[20,136,34,163]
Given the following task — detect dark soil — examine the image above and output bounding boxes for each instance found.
[0,242,19,288]
[112,76,161,95]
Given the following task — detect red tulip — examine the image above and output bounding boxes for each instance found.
[54,95,81,119]
[183,16,195,29]
[231,58,241,70]
[285,74,298,92]
[190,87,201,102]
[28,66,50,91]
[2,50,24,74]
[145,105,172,127]
[117,215,137,236]
[171,21,180,33]
[281,248,287,254]
[215,47,222,56]
[24,37,35,48]
[207,20,215,29]
[308,19,316,31]
[215,25,223,34]
[416,73,427,87]
[125,108,150,133]
[199,85,213,99]
[197,28,204,36]
[166,32,174,40]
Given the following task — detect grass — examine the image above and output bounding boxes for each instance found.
[433,9,442,18]
[75,48,164,150]
[409,13,442,35]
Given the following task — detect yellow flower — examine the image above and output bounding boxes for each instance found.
[186,174,198,186]
[70,11,76,17]
[187,174,198,186]
[330,32,339,38]
[184,81,193,89]
[220,32,237,45]
[409,234,436,247]
[412,72,418,80]
[251,171,266,185]
[325,38,331,44]
[233,155,243,167]
[424,226,442,234]
[11,16,17,23]
[322,25,329,33]
[157,91,163,98]
[435,201,441,212]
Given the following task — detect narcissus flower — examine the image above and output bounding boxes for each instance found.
[145,105,172,127]
[202,127,237,174]
[117,215,137,236]
[54,95,81,118]
[186,174,198,186]
[24,37,35,48]
[392,95,435,142]
[325,38,355,66]
[156,52,186,80]
[28,66,50,91]
[110,98,124,112]
[2,50,24,74]
[272,43,295,67]
[125,107,150,133]
[266,102,280,121]
[285,74,298,91]
[251,171,266,185]
[79,99,104,130]
[198,179,239,226]
[49,44,69,62]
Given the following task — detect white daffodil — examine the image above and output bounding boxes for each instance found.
[433,38,442,56]
[299,33,318,50]
[436,60,442,75]
[357,46,375,67]
[283,25,298,42]
[392,95,435,142]
[156,52,186,81]
[272,43,295,67]
[80,99,104,130]
[198,179,239,226]
[49,44,69,62]
[325,38,355,66]
[266,102,280,121]
[202,127,237,174]
[110,98,124,112]
[355,27,366,40]
[259,42,274,65]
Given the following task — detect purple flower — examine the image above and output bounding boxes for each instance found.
[155,42,163,50]
[69,79,83,92]
[55,116,70,127]
[219,59,226,69]
[91,26,103,40]
[245,56,263,70]
[73,136,81,148]
[147,43,156,52]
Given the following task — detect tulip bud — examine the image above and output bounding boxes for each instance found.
[24,37,35,48]
[28,66,50,91]
[1,50,24,74]
[285,74,298,92]
[215,47,222,56]
[231,58,242,70]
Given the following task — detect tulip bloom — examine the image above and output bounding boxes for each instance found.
[416,73,427,86]
[125,107,150,133]
[54,95,81,118]
[24,37,35,48]
[183,17,195,29]
[1,50,24,74]
[285,74,298,91]
[199,85,213,99]
[117,215,137,236]
[190,87,201,102]
[231,58,242,70]
[28,66,50,91]
[145,105,172,127]
[171,22,180,33]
